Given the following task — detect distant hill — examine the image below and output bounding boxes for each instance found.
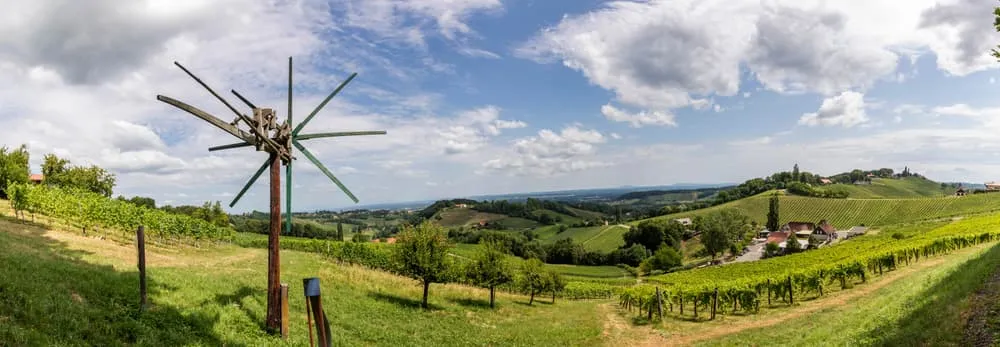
[825,177,956,199]
[639,190,1000,229]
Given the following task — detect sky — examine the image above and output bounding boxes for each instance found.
[2,0,1000,212]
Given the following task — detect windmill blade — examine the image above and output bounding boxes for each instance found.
[292,72,358,136]
[285,56,294,236]
[157,95,257,145]
[173,62,255,128]
[293,140,359,203]
[230,159,271,208]
[208,142,253,152]
[231,89,257,109]
[295,131,387,141]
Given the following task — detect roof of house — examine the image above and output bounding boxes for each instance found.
[783,222,815,232]
[819,178,832,184]
[778,239,810,249]
[766,231,789,244]
[29,173,43,181]
[816,221,836,235]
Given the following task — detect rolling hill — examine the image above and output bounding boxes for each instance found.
[826,177,955,198]
[640,190,1000,229]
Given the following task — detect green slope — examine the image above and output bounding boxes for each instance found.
[826,177,954,198]
[542,225,629,253]
[640,191,1000,229]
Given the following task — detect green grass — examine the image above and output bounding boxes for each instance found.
[827,177,954,199]
[433,207,508,228]
[450,242,635,283]
[694,242,1000,346]
[0,217,605,346]
[542,225,629,253]
[564,207,607,220]
[640,190,1000,229]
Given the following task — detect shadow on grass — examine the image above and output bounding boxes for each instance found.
[205,286,266,331]
[447,297,492,309]
[863,243,1000,347]
[514,299,553,306]
[0,216,241,346]
[367,291,442,311]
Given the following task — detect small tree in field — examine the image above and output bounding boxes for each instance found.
[393,221,453,309]
[336,222,344,241]
[547,270,566,303]
[519,258,547,305]
[468,240,513,308]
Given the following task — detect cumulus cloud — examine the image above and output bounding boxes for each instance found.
[799,91,868,127]
[483,126,609,176]
[918,0,1000,76]
[601,104,676,128]
[335,0,503,46]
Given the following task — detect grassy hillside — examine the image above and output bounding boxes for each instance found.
[827,177,955,198]
[542,225,629,253]
[433,207,514,228]
[641,191,1000,229]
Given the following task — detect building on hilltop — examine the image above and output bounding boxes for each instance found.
[780,221,816,238]
[29,173,43,184]
[819,178,833,185]
[956,184,967,197]
[812,220,837,240]
[986,182,1000,191]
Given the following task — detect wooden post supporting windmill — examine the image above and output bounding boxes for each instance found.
[156,57,386,336]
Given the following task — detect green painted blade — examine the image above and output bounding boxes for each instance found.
[208,142,252,151]
[230,159,270,208]
[292,73,357,136]
[295,131,387,141]
[293,140,359,203]
[285,56,293,236]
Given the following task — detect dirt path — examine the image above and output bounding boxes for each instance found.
[606,244,989,346]
[961,261,1000,346]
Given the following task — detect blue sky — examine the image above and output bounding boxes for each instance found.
[2,0,1000,212]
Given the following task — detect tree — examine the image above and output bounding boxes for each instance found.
[337,222,345,241]
[766,193,780,232]
[0,145,30,198]
[639,245,682,274]
[792,163,800,182]
[700,209,751,260]
[785,233,803,254]
[546,271,566,303]
[623,219,684,252]
[519,258,547,305]
[467,241,514,308]
[393,221,453,309]
[352,232,370,242]
[764,242,781,258]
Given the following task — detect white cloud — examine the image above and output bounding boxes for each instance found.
[483,126,609,176]
[600,104,676,128]
[335,0,503,46]
[610,133,622,140]
[799,91,868,127]
[458,47,501,59]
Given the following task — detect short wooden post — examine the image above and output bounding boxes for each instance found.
[655,287,663,320]
[679,296,684,316]
[280,283,289,339]
[767,279,771,306]
[711,288,718,320]
[787,276,794,305]
[137,226,147,311]
[693,296,698,319]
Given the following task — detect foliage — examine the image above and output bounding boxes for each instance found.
[785,233,803,254]
[9,182,232,239]
[639,246,682,274]
[467,241,514,308]
[764,242,781,258]
[393,221,454,308]
[547,270,567,303]
[117,195,156,209]
[519,258,548,305]
[41,153,116,197]
[787,182,849,199]
[231,215,342,239]
[766,193,780,232]
[0,144,30,198]
[700,209,752,259]
[623,219,684,252]
[161,201,229,228]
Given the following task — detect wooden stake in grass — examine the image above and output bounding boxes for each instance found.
[280,283,289,340]
[136,225,147,312]
[655,287,663,321]
[711,288,717,320]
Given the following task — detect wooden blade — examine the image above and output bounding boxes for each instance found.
[231,89,257,109]
[208,142,253,152]
[292,73,357,136]
[292,140,359,203]
[230,159,271,207]
[295,131,387,141]
[285,56,294,235]
[173,62,256,129]
[157,95,257,145]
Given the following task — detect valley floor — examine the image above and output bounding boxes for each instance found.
[3,214,1000,346]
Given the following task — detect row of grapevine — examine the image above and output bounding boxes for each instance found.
[8,183,232,240]
[626,214,1000,320]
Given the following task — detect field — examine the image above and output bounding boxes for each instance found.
[828,177,954,199]
[641,191,1000,229]
[542,225,629,252]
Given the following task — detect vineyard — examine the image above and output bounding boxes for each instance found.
[6,183,232,240]
[642,192,1000,229]
[616,213,1000,320]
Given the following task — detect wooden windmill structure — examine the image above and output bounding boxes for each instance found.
[156,57,385,335]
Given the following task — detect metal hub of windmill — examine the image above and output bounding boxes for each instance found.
[156,57,386,336]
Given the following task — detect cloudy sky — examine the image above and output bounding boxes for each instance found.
[2,0,1000,212]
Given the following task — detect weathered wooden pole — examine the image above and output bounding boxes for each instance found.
[655,287,663,320]
[137,225,147,312]
[788,276,794,305]
[767,279,771,306]
[280,283,290,339]
[266,153,282,333]
[711,288,718,320]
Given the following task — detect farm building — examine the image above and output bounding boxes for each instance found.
[28,173,43,184]
[819,178,833,185]
[811,220,837,240]
[956,185,967,196]
[780,222,815,238]
[674,217,693,226]
[766,231,789,245]
[986,182,1000,191]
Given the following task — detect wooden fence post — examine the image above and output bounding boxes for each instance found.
[787,276,794,305]
[280,283,289,339]
[680,296,683,316]
[655,287,663,321]
[137,226,147,312]
[767,279,771,306]
[711,288,718,320]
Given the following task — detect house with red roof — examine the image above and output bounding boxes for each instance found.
[29,173,43,184]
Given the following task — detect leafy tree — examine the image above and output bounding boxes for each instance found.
[352,232,371,242]
[785,233,803,254]
[700,209,751,260]
[519,258,548,305]
[467,241,514,308]
[557,224,569,233]
[0,145,30,199]
[7,182,27,221]
[337,222,345,241]
[764,242,781,258]
[792,163,800,182]
[393,221,453,309]
[623,219,684,252]
[616,244,648,267]
[41,154,116,197]
[639,245,682,274]
[766,193,780,232]
[546,270,566,303]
